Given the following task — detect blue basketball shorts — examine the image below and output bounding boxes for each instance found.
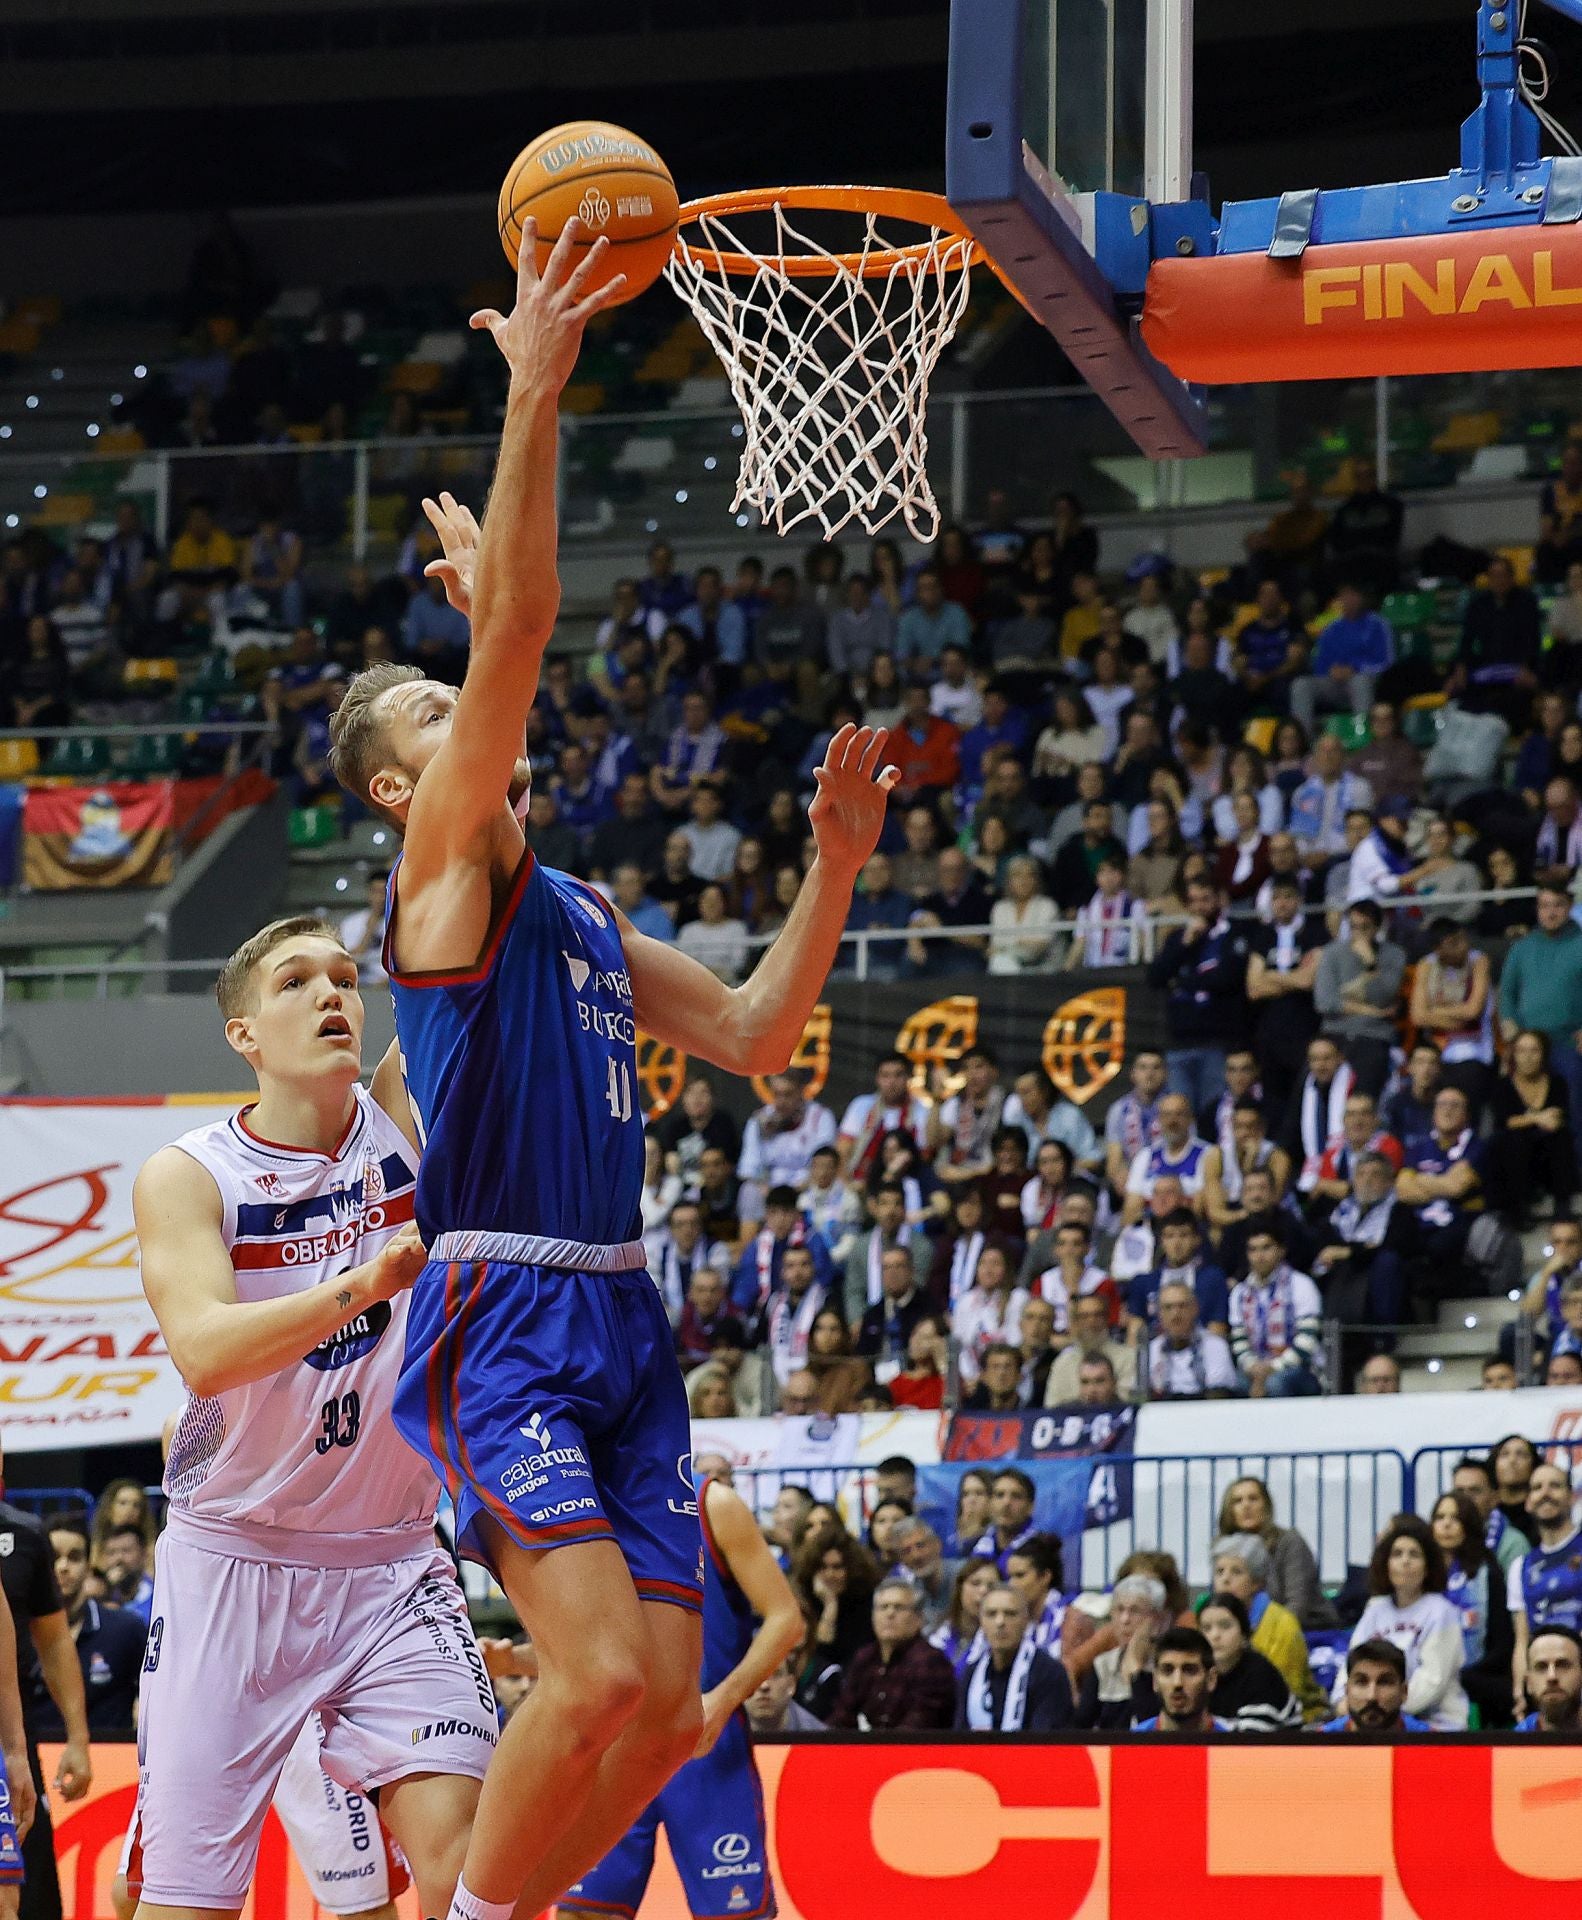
[393,1234,704,1615]
[0,1751,23,1885]
[567,1712,775,1919]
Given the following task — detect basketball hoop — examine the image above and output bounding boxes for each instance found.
[663,187,984,543]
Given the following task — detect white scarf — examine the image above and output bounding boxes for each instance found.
[1299,1064,1355,1177]
[766,1283,825,1382]
[751,1220,807,1310]
[966,1639,1037,1730]
[948,1230,985,1306]
[868,1226,912,1306]
[657,1241,694,1321]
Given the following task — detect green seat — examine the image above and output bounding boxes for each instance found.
[43,736,108,778]
[128,734,181,776]
[1324,715,1370,751]
[1403,705,1445,750]
[1382,589,1435,634]
[288,806,339,849]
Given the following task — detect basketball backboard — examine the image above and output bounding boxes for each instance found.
[947,0,1207,457]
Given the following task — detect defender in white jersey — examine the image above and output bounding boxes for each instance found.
[125,918,496,1920]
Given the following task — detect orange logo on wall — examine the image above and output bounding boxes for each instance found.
[895,995,979,1100]
[635,1031,688,1119]
[750,1005,832,1106]
[1042,988,1126,1107]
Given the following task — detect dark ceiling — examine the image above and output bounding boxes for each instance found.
[0,0,1574,217]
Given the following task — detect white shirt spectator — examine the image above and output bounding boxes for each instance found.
[1086,685,1134,760]
[1211,786,1286,841]
[1124,600,1180,662]
[930,679,984,729]
[988,893,1059,975]
[1147,1328,1237,1398]
[952,1284,1031,1385]
[838,1091,932,1175]
[336,903,388,986]
[1029,1263,1111,1335]
[739,1101,839,1193]
[676,914,749,984]
[1342,1593,1470,1729]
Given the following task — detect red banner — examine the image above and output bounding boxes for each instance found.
[22,783,174,891]
[47,1740,1582,1920]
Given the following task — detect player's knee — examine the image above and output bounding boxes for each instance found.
[566,1645,648,1747]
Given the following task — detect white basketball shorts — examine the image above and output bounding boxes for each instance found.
[123,1522,497,1909]
[272,1717,414,1915]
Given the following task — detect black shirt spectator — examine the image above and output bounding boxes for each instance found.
[1327,460,1405,595]
[587,774,670,883]
[1050,803,1128,911]
[1458,557,1542,714]
[827,1580,956,1731]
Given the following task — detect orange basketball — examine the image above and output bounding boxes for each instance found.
[497,121,679,307]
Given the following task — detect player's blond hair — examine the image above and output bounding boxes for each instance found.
[327,662,424,820]
[216,917,342,1019]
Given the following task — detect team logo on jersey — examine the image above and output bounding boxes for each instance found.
[0,1535,12,1559]
[669,1451,698,1518]
[304,1299,392,1371]
[363,1155,386,1203]
[254,1172,286,1197]
[568,890,608,931]
[563,952,591,993]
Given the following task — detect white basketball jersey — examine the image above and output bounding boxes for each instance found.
[162,1085,436,1542]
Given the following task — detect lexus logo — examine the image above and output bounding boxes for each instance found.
[712,1833,751,1865]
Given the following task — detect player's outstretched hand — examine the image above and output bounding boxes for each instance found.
[808,724,899,880]
[367,1222,427,1302]
[421,491,481,616]
[469,216,628,396]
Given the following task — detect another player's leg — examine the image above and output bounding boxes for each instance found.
[453,1530,699,1920]
[378,1773,480,1920]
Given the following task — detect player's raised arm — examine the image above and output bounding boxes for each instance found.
[134,1147,426,1398]
[401,219,627,868]
[620,725,898,1075]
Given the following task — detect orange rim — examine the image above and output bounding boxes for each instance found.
[671,185,984,280]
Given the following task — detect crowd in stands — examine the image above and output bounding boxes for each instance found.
[725,1456,1582,1735]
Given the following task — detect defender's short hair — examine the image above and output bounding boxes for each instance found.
[328,662,425,812]
[216,917,342,1019]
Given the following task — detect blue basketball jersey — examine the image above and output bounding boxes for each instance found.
[699,1473,757,1693]
[1520,1527,1582,1630]
[386,851,645,1246]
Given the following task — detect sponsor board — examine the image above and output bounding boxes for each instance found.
[45,1741,1582,1920]
[0,1100,238,1450]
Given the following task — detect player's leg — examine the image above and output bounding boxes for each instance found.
[459,1530,700,1918]
[376,1774,478,1920]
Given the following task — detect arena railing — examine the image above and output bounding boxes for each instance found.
[0,366,1550,559]
[0,886,1539,996]
[716,1445,1408,1592]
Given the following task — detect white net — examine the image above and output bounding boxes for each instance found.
[664,200,977,543]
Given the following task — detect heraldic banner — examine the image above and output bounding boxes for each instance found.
[23,782,176,890]
[0,1098,238,1450]
[636,969,1167,1129]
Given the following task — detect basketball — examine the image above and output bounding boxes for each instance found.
[497,121,679,306]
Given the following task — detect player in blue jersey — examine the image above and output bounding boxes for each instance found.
[564,1472,802,1920]
[326,220,898,1920]
[1508,1459,1582,1711]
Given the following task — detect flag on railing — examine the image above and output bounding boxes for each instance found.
[22,781,176,890]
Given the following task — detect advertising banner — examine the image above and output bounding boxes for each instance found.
[48,1740,1582,1920]
[932,1406,1139,1542]
[687,1408,943,1514]
[22,783,175,891]
[0,1098,237,1450]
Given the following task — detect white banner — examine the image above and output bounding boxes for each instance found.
[0,1099,238,1452]
[689,1407,944,1520]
